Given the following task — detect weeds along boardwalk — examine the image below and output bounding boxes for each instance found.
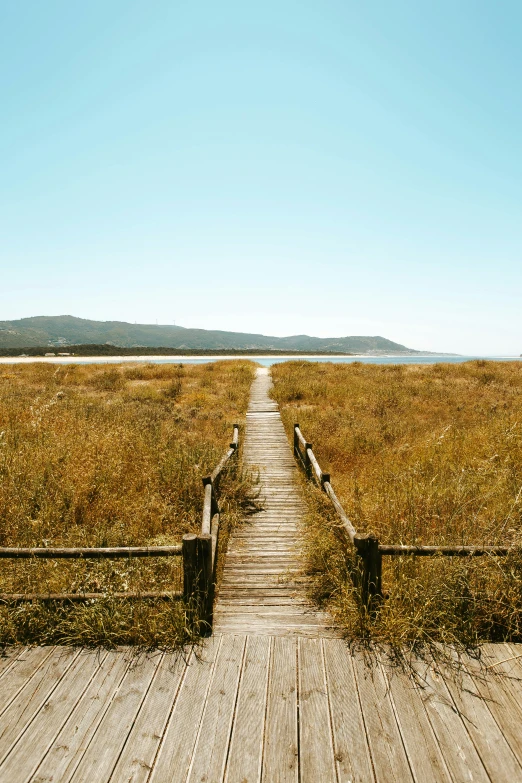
[212,367,336,637]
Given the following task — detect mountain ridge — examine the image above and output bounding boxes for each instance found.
[0,315,427,354]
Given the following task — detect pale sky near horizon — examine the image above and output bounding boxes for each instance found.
[1,1,521,355]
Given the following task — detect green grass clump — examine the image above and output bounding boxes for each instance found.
[0,360,256,648]
[271,360,522,652]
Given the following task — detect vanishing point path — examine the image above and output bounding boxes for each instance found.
[213,367,336,636]
[1,369,522,781]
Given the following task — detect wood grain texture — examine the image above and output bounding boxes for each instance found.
[0,647,78,767]
[263,636,299,783]
[187,634,245,783]
[322,639,374,783]
[69,653,159,782]
[1,638,522,781]
[109,652,186,783]
[0,650,106,782]
[225,635,270,783]
[150,637,220,783]
[298,638,337,783]
[409,658,489,783]
[378,658,451,783]
[351,652,414,782]
[32,650,130,783]
[442,652,522,782]
[0,647,54,716]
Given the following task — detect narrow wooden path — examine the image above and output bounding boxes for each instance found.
[213,367,336,637]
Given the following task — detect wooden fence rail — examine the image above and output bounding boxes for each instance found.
[0,424,240,625]
[294,423,517,613]
[183,423,239,631]
[0,546,182,559]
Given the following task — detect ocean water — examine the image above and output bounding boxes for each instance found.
[1,354,521,366]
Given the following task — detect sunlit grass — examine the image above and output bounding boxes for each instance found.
[271,360,522,651]
[0,360,256,647]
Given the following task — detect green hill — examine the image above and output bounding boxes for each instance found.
[0,315,422,354]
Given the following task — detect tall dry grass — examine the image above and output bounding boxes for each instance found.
[0,360,256,647]
[271,360,522,650]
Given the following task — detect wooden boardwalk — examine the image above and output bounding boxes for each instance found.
[2,640,522,781]
[213,367,335,637]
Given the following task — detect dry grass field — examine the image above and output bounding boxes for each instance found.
[0,360,256,647]
[271,360,522,651]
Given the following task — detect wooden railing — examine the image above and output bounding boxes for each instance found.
[0,424,240,629]
[182,423,239,631]
[294,423,516,613]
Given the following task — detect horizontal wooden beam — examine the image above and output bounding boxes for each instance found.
[378,545,514,556]
[0,591,183,603]
[323,481,357,543]
[306,447,323,483]
[0,546,182,559]
[210,425,240,483]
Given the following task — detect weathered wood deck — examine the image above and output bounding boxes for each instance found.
[1,640,522,781]
[213,367,335,637]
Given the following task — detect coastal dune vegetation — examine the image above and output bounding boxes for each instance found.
[0,360,256,648]
[271,360,522,651]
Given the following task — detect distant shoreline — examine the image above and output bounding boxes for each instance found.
[0,353,403,364]
[3,354,521,367]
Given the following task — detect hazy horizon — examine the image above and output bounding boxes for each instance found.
[1,2,521,355]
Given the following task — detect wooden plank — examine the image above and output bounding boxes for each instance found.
[378,658,451,782]
[216,609,330,620]
[225,635,270,783]
[409,658,489,782]
[0,648,23,682]
[150,637,220,783]
[32,650,130,782]
[322,639,374,783]
[187,635,246,783]
[0,647,78,765]
[214,623,338,638]
[351,652,414,782]
[298,638,336,783]
[218,597,309,606]
[442,653,522,782]
[70,653,159,782]
[263,637,298,782]
[0,647,54,715]
[110,652,187,783]
[465,644,522,769]
[0,649,106,781]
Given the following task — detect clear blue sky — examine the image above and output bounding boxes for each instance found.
[1,1,521,354]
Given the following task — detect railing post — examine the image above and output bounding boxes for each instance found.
[304,443,313,480]
[367,536,382,611]
[182,533,197,626]
[196,534,213,634]
[354,533,381,614]
[294,424,299,458]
